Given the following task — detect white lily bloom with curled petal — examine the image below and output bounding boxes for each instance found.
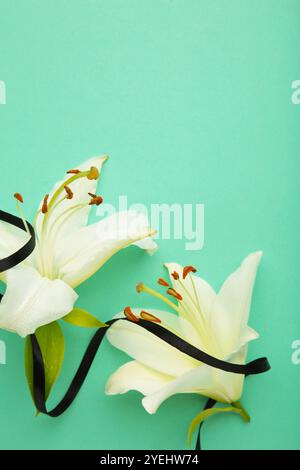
[105,252,262,413]
[0,156,157,337]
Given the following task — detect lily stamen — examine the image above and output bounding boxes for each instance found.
[14,193,23,203]
[14,193,30,235]
[176,264,203,316]
[140,311,161,323]
[87,166,99,180]
[167,288,183,301]
[41,166,101,237]
[48,167,100,212]
[64,186,74,200]
[124,306,139,322]
[171,271,179,280]
[183,265,197,279]
[176,277,201,313]
[88,193,103,206]
[182,265,203,318]
[42,194,49,214]
[158,278,169,287]
[136,282,205,338]
[175,281,208,335]
[136,283,183,316]
[173,268,207,330]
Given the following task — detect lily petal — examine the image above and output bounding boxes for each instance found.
[0,266,78,337]
[228,326,259,358]
[54,211,157,288]
[106,330,247,414]
[210,251,262,357]
[106,308,203,376]
[106,360,172,396]
[132,237,158,256]
[0,220,28,259]
[35,155,108,241]
[142,345,247,414]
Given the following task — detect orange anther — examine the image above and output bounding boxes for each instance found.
[167,288,183,301]
[14,193,24,203]
[158,278,169,287]
[124,306,139,323]
[42,194,49,214]
[64,186,74,199]
[140,311,161,323]
[183,265,197,279]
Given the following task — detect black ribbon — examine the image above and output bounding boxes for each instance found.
[195,398,217,450]
[0,209,35,274]
[0,209,35,305]
[0,208,271,449]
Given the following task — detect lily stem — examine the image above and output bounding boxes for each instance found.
[232,401,251,422]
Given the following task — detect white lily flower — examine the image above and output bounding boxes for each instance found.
[0,156,157,337]
[105,252,262,413]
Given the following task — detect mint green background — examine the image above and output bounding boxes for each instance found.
[0,0,299,450]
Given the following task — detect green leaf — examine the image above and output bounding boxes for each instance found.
[24,321,65,405]
[188,402,250,448]
[63,308,107,328]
